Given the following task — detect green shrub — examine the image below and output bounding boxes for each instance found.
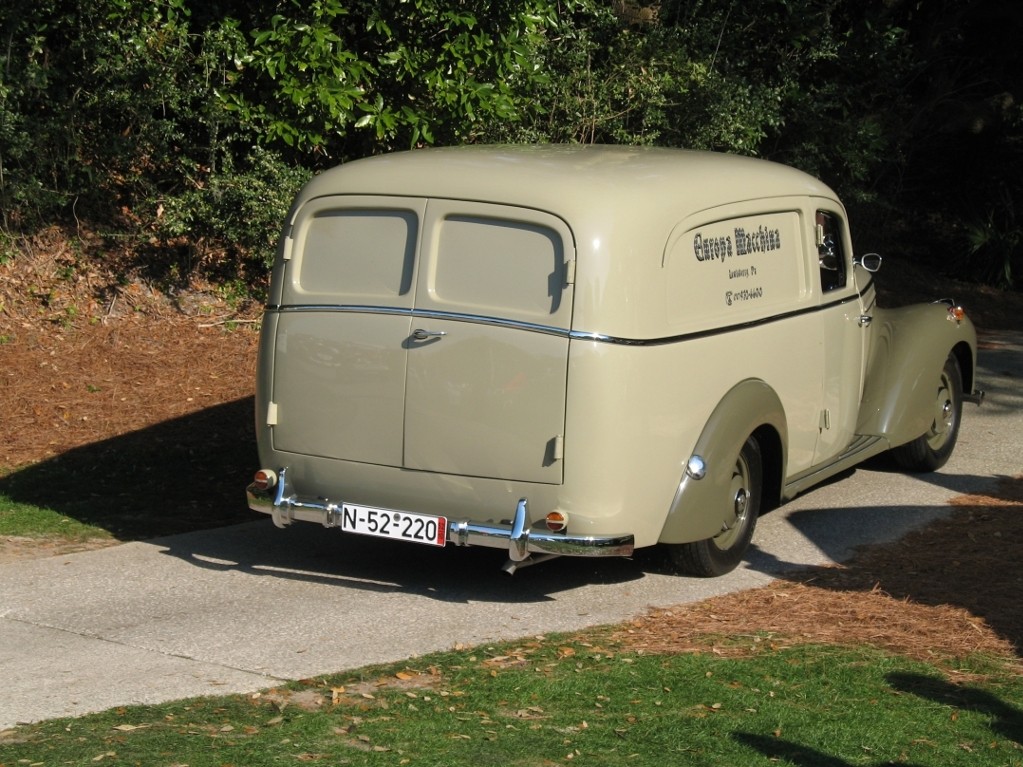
[155,147,310,271]
[0,0,1019,288]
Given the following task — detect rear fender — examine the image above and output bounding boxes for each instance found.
[857,304,978,446]
[658,379,786,544]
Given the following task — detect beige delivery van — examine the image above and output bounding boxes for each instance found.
[247,145,981,576]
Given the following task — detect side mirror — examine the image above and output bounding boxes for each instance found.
[854,252,883,273]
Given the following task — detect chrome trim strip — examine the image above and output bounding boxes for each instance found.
[271,304,414,317]
[247,470,635,560]
[267,285,871,348]
[270,304,573,339]
[571,293,863,347]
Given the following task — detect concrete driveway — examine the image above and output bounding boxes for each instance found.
[2,330,1020,729]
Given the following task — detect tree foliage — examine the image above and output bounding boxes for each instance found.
[0,0,1019,284]
[225,0,559,155]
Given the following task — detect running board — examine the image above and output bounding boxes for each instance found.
[783,435,889,501]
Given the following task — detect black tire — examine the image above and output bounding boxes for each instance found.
[891,354,963,472]
[668,436,762,577]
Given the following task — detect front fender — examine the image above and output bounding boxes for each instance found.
[658,379,786,545]
[857,303,977,446]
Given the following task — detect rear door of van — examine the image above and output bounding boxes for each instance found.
[270,196,575,485]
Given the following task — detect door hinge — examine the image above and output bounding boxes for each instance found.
[553,434,565,461]
[819,409,831,431]
[267,401,279,426]
[282,224,295,260]
[564,259,576,286]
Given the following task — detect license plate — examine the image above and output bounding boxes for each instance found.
[340,503,447,547]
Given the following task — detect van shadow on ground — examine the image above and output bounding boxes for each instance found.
[0,397,258,540]
[0,395,648,599]
[4,385,1020,621]
[151,518,651,604]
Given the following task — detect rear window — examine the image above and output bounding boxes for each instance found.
[285,196,574,327]
[432,215,566,317]
[299,209,417,301]
[286,196,426,306]
[413,199,576,329]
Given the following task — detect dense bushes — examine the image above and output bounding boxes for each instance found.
[0,0,1019,285]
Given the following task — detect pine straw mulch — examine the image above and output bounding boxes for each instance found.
[0,228,261,469]
[0,228,263,548]
[2,227,1023,672]
[615,476,1023,670]
[0,311,259,467]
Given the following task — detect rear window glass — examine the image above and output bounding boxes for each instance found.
[432,215,565,317]
[297,208,418,303]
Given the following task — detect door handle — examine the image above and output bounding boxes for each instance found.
[411,328,447,340]
[858,315,873,327]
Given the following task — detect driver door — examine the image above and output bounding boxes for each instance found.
[812,206,869,464]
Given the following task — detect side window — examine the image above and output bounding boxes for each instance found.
[816,211,847,292]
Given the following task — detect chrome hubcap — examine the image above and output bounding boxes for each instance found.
[927,373,955,450]
[734,487,749,516]
[716,455,751,547]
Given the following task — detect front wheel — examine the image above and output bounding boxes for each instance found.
[891,354,963,472]
[667,436,762,577]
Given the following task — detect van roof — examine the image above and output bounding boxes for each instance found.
[296,144,838,221]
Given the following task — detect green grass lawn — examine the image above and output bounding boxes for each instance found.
[2,632,1020,766]
[0,491,112,541]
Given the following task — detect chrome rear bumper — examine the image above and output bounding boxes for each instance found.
[246,468,634,563]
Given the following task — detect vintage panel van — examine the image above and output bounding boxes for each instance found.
[246,145,982,576]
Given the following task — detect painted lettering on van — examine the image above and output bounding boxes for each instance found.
[725,286,764,306]
[693,223,782,263]
[693,233,733,262]
[734,225,781,256]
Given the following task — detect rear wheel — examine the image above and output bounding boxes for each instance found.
[891,354,963,472]
[668,436,762,577]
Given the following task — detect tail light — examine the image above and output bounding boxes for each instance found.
[252,469,277,492]
[545,511,568,532]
